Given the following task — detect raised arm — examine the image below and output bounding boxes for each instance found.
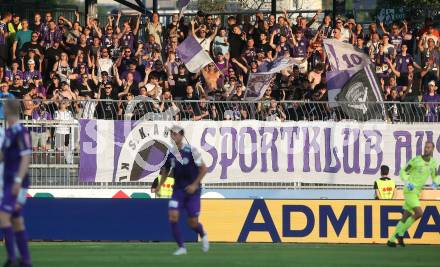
[115,11,122,34]
[283,9,292,27]
[133,14,141,35]
[386,57,401,77]
[60,15,73,29]
[269,30,277,49]
[231,57,248,74]
[113,64,122,86]
[307,9,321,28]
[190,19,196,36]
[379,22,390,35]
[210,18,221,40]
[94,22,103,38]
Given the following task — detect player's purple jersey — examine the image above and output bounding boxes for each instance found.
[163,144,203,190]
[2,123,32,188]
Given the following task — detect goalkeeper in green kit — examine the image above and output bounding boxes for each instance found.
[387,141,439,247]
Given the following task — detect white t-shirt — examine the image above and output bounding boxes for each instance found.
[195,36,213,52]
[54,110,74,134]
[98,58,114,76]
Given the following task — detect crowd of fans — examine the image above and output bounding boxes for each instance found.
[0,9,440,122]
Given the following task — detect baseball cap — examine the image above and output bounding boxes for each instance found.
[428,80,436,86]
[28,59,35,65]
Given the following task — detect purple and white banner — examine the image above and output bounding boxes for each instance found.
[323,39,371,71]
[245,73,275,100]
[80,120,440,185]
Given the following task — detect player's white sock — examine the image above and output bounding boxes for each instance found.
[173,247,187,256]
[202,234,209,252]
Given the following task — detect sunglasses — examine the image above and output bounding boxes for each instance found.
[125,50,131,53]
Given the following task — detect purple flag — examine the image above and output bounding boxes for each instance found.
[176,36,213,73]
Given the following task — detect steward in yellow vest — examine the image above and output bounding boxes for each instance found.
[151,175,174,198]
[374,165,396,199]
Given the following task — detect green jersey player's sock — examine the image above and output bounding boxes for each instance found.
[389,221,405,242]
[398,216,416,236]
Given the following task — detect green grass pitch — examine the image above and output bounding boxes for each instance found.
[1,242,438,267]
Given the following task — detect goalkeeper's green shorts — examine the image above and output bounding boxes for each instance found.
[403,191,421,213]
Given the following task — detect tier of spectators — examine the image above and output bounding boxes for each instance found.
[0,9,439,122]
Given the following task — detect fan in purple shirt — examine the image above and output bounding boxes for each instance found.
[422,81,440,122]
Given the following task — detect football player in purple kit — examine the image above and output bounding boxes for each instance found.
[0,100,32,267]
[159,125,209,256]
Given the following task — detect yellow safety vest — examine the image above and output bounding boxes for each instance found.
[375,178,396,199]
[156,176,174,198]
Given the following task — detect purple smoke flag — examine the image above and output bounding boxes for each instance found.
[176,36,213,73]
[177,0,191,9]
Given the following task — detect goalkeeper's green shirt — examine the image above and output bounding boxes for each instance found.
[399,156,439,193]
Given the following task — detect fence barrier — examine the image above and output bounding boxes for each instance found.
[1,99,439,188]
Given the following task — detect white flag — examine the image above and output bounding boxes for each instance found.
[323,39,371,71]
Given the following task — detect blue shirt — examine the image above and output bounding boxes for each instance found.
[162,144,204,190]
[2,123,31,188]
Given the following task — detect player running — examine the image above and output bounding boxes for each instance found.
[387,141,439,247]
[0,100,32,267]
[160,125,209,256]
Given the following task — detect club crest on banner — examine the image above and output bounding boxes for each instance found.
[114,123,173,182]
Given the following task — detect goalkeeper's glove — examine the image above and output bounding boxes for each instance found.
[432,182,439,189]
[405,182,415,191]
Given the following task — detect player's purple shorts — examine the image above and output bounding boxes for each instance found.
[0,186,28,217]
[168,189,201,217]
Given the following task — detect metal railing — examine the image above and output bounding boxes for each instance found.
[3,99,439,122]
[1,99,440,189]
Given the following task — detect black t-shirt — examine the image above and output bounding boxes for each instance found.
[45,47,63,64]
[9,85,24,98]
[172,74,190,99]
[21,42,44,55]
[96,92,119,119]
[258,42,272,55]
[151,69,168,82]
[72,44,90,58]
[229,33,246,59]
[46,83,61,99]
